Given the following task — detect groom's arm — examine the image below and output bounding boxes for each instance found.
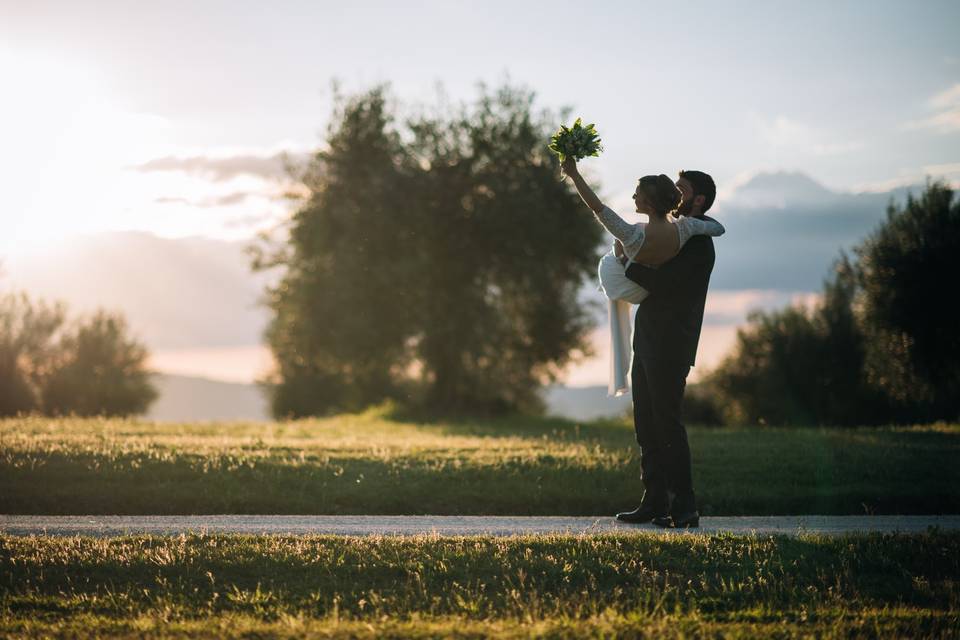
[625,236,711,297]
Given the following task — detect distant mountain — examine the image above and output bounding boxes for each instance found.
[144,374,629,423]
[725,171,838,209]
[147,373,270,422]
[541,385,631,421]
[708,172,922,290]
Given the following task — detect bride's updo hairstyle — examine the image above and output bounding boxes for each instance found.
[638,174,682,218]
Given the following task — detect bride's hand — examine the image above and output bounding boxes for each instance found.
[561,156,578,178]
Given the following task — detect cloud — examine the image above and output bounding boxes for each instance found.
[907,110,960,133]
[811,141,863,155]
[716,169,762,203]
[924,161,960,176]
[153,191,253,208]
[852,162,960,192]
[153,196,192,205]
[224,213,276,229]
[752,114,863,156]
[903,83,960,134]
[930,84,960,110]
[131,151,311,182]
[148,345,275,385]
[704,289,820,324]
[210,192,252,206]
[757,115,809,147]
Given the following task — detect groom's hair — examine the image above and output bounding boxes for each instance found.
[679,170,716,213]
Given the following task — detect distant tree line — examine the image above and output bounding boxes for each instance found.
[251,82,604,419]
[0,291,157,417]
[700,181,960,426]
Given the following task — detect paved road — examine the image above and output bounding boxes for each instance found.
[2,515,958,537]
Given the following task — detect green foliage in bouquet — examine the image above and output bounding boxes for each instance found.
[548,118,603,162]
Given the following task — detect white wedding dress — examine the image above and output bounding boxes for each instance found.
[590,205,725,396]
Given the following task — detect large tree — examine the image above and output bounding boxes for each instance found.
[254,83,604,417]
[252,86,422,417]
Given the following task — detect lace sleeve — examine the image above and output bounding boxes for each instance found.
[675,216,725,247]
[595,205,646,259]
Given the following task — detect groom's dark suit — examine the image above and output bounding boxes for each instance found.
[624,222,715,514]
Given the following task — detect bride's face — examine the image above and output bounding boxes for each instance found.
[632,183,651,213]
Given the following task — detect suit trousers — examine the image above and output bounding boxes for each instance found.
[630,355,695,513]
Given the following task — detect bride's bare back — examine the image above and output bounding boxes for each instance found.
[630,219,681,266]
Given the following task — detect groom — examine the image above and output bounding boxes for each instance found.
[616,170,717,528]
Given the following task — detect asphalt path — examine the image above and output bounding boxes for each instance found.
[2,515,958,537]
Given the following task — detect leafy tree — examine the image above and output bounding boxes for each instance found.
[856,181,960,419]
[404,84,602,414]
[43,310,157,416]
[0,292,66,416]
[709,256,890,426]
[812,254,892,424]
[708,297,823,426]
[708,181,957,426]
[252,86,420,418]
[0,291,156,417]
[253,83,603,417]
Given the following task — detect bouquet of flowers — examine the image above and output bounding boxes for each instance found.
[548,117,603,162]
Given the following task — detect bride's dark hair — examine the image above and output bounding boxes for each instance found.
[639,174,682,218]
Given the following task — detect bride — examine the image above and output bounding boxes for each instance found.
[560,156,725,396]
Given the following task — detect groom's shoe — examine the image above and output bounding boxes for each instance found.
[652,510,700,529]
[615,503,667,524]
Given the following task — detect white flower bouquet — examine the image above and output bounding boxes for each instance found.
[548,117,603,162]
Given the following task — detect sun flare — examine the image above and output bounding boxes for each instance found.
[0,46,174,256]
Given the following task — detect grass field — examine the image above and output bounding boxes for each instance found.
[2,531,958,638]
[1,408,957,516]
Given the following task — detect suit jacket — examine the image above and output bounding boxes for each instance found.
[625,224,716,366]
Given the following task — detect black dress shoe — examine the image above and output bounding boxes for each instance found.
[615,504,667,524]
[652,510,700,528]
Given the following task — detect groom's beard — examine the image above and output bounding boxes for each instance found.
[676,198,694,216]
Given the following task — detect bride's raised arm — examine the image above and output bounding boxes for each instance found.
[562,157,603,213]
[562,157,645,257]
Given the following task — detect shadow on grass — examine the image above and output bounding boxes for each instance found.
[2,532,958,623]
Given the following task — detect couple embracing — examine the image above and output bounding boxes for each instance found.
[561,156,721,529]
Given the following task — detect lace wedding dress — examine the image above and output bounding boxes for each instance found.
[591,205,725,396]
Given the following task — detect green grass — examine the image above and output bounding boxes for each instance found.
[1,408,958,515]
[1,532,958,638]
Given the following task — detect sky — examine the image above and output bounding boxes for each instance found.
[1,0,958,386]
